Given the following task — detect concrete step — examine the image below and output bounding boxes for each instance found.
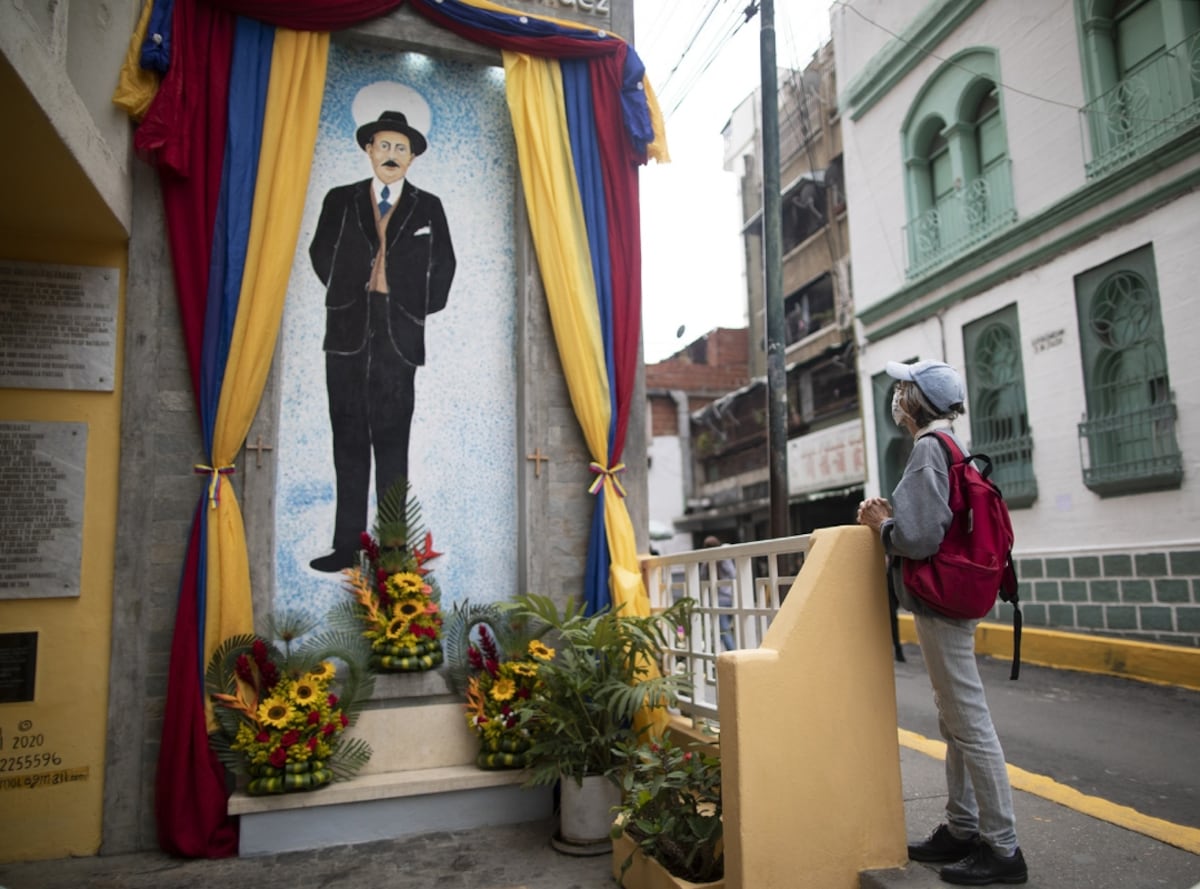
[230,763,553,856]
[860,862,942,888]
[227,674,552,856]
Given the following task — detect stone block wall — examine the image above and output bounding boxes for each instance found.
[988,547,1200,648]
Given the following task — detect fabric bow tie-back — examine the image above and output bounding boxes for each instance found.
[378,185,391,215]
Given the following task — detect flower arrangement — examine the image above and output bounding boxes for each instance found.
[206,612,374,795]
[612,735,723,884]
[463,628,554,768]
[334,480,444,672]
[444,600,548,769]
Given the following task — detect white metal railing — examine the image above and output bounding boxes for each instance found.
[642,535,811,723]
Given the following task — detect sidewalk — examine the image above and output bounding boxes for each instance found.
[2,744,1197,889]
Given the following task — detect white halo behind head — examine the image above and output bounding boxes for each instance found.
[352,82,432,143]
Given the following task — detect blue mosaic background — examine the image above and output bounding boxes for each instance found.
[275,45,519,624]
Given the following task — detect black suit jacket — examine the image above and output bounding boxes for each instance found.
[309,178,456,366]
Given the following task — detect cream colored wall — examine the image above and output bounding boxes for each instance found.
[0,235,126,862]
[717,525,906,889]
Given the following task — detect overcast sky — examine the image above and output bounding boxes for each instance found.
[632,0,834,363]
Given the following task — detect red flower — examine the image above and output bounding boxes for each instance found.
[256,731,270,744]
[327,693,339,707]
[322,723,336,737]
[280,730,300,747]
[485,659,499,677]
[235,654,254,685]
[339,712,349,728]
[269,747,287,768]
[517,687,531,700]
[468,646,483,669]
[307,710,321,725]
[307,736,319,752]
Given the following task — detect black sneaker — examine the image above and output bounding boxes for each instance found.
[940,844,1027,885]
[908,824,980,863]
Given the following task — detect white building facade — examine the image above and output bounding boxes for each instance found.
[836,0,1200,645]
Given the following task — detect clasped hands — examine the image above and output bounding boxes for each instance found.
[856,496,892,533]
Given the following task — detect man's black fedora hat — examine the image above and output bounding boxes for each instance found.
[355,111,427,156]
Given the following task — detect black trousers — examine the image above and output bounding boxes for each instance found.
[324,293,417,552]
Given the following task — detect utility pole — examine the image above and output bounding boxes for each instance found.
[761,0,789,540]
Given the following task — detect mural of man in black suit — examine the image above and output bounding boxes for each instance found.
[308,110,456,572]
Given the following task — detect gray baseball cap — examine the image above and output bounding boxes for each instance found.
[886,359,966,414]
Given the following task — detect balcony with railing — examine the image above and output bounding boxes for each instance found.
[1080,30,1200,179]
[1078,398,1183,496]
[903,160,1017,279]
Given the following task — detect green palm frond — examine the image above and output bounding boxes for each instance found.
[373,478,427,558]
[204,632,260,697]
[326,599,369,635]
[328,736,373,781]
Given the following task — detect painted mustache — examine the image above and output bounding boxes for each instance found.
[382,160,400,167]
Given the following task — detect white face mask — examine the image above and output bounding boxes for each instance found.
[891,388,909,426]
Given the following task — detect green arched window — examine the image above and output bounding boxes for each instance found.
[901,50,1017,277]
[1074,244,1182,495]
[964,306,1037,507]
[871,368,913,498]
[1076,0,1200,175]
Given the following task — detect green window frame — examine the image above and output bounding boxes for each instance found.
[900,49,1017,278]
[871,368,913,497]
[963,305,1037,508]
[1075,0,1200,177]
[1074,244,1182,496]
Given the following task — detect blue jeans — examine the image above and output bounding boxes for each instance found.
[913,611,1019,854]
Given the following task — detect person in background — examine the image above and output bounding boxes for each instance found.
[857,359,1027,886]
[701,535,736,651]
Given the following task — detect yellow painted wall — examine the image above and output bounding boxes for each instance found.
[717,526,907,889]
[0,236,126,861]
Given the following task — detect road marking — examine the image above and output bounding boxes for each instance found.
[898,727,1200,855]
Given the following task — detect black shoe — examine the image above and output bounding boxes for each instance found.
[940,845,1027,885]
[309,549,358,573]
[908,824,980,863]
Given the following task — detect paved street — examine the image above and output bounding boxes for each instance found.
[894,644,1200,829]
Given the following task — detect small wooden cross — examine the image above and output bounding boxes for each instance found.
[245,435,274,469]
[526,447,550,479]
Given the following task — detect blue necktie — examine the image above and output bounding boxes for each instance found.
[378,185,391,216]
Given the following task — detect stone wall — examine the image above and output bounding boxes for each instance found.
[991,548,1200,648]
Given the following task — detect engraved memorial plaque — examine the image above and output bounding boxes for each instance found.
[0,261,118,391]
[0,422,86,599]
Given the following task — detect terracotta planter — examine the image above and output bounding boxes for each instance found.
[611,829,724,889]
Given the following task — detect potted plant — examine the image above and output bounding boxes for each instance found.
[206,611,374,795]
[510,593,693,852]
[611,735,723,888]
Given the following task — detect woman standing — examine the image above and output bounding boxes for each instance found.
[857,359,1027,886]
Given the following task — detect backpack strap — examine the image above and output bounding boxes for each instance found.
[919,431,1022,681]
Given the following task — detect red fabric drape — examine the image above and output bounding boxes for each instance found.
[137,0,234,404]
[201,0,404,30]
[155,509,239,857]
[589,47,641,459]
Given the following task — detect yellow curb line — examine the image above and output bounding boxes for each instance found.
[896,616,1200,691]
[898,728,1200,855]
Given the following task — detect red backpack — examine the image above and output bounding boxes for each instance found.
[902,431,1023,678]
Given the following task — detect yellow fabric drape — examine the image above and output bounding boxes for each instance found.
[502,50,666,737]
[205,29,330,671]
[111,0,160,121]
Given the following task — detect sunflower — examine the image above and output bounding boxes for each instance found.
[258,695,296,729]
[395,600,423,619]
[528,640,555,661]
[291,680,319,706]
[386,616,410,639]
[510,661,539,678]
[387,571,425,596]
[490,677,517,702]
[306,661,334,682]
